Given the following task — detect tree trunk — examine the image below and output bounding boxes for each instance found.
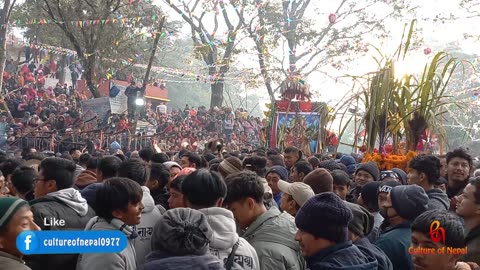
[210,82,224,109]
[83,55,100,98]
[0,0,15,119]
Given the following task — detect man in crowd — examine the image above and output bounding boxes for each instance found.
[331,169,351,201]
[224,171,305,270]
[10,166,36,201]
[75,157,98,190]
[376,185,429,270]
[455,176,480,264]
[118,159,162,266]
[303,168,333,194]
[265,166,289,208]
[283,146,302,170]
[0,158,24,196]
[27,157,96,270]
[180,152,202,169]
[446,148,473,209]
[181,169,260,270]
[357,182,384,243]
[289,161,313,183]
[408,154,449,210]
[0,197,41,270]
[146,163,170,210]
[96,155,122,182]
[294,192,378,269]
[350,161,380,202]
[278,180,315,217]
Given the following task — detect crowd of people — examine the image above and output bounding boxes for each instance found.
[1,144,480,270]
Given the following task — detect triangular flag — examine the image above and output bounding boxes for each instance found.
[101,19,106,25]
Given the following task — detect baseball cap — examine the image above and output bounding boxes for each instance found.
[278,180,315,207]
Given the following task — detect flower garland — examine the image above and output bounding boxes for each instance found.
[362,151,416,171]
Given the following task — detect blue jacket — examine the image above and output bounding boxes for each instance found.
[306,241,378,270]
[355,237,393,270]
[139,251,224,270]
[375,221,413,270]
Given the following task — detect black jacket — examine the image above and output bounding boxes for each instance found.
[355,237,393,270]
[307,241,378,270]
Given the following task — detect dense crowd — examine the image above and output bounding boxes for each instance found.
[1,145,480,270]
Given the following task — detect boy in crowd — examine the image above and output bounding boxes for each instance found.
[446,148,473,209]
[295,193,378,269]
[278,180,315,217]
[408,154,449,210]
[181,169,259,270]
[11,166,36,201]
[146,163,170,211]
[350,161,380,202]
[331,169,351,201]
[0,197,40,270]
[357,182,384,243]
[224,171,305,270]
[289,161,313,183]
[76,178,143,270]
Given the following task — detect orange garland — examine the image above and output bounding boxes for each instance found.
[362,151,416,171]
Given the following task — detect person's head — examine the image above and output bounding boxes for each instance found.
[243,156,267,177]
[139,148,155,163]
[35,158,76,198]
[97,156,122,181]
[379,170,400,182]
[434,177,448,193]
[303,168,333,194]
[69,148,81,161]
[408,154,441,188]
[151,208,212,256]
[78,153,91,167]
[85,157,98,172]
[95,177,144,225]
[437,155,447,178]
[217,157,242,178]
[411,210,465,270]
[455,177,480,225]
[151,153,170,164]
[168,175,187,209]
[377,180,401,215]
[0,158,24,195]
[331,170,350,200]
[146,163,170,192]
[224,171,266,229]
[181,169,226,209]
[354,161,380,188]
[278,180,315,217]
[118,159,149,186]
[381,185,429,226]
[318,160,342,172]
[265,166,289,195]
[283,147,301,169]
[266,154,286,168]
[295,193,353,257]
[307,156,320,169]
[0,198,40,258]
[290,161,313,183]
[346,202,374,241]
[446,148,473,187]
[180,152,202,169]
[357,182,382,213]
[11,166,36,200]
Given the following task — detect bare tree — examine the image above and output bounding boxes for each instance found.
[0,0,17,116]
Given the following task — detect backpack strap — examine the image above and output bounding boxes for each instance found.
[225,240,240,270]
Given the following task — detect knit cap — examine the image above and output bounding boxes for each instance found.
[318,160,342,172]
[390,185,429,221]
[151,208,212,256]
[0,197,29,231]
[355,161,380,182]
[266,166,289,181]
[295,192,353,243]
[360,182,382,211]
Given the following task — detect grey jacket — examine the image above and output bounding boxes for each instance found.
[135,187,163,265]
[76,217,137,270]
[242,207,305,270]
[0,251,31,270]
[426,188,449,211]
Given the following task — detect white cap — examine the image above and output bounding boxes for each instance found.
[278,180,315,207]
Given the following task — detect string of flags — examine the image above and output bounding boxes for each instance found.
[4,15,161,28]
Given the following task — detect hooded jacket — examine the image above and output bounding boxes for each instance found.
[461,224,480,264]
[199,207,259,270]
[426,188,449,211]
[135,186,163,265]
[76,217,137,270]
[75,170,97,190]
[242,207,305,270]
[138,250,224,270]
[355,237,393,270]
[26,188,96,270]
[0,251,30,270]
[306,241,378,270]
[375,221,414,270]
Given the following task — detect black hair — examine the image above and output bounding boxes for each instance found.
[409,154,441,184]
[266,155,285,167]
[170,175,187,192]
[209,158,223,172]
[182,152,202,168]
[307,156,320,168]
[332,169,350,186]
[181,169,226,208]
[284,146,300,155]
[412,210,465,248]
[469,177,480,204]
[203,153,216,163]
[24,152,45,162]
[266,148,280,156]
[243,156,267,177]
[447,148,473,169]
[151,153,170,164]
[60,153,73,161]
[11,166,36,195]
[86,158,99,170]
[95,177,143,221]
[293,161,313,176]
[69,148,80,155]
[139,148,155,162]
[114,154,126,162]
[39,158,76,190]
[98,156,122,179]
[150,163,170,189]
[224,171,264,205]
[118,159,149,186]
[0,158,24,177]
[79,153,91,166]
